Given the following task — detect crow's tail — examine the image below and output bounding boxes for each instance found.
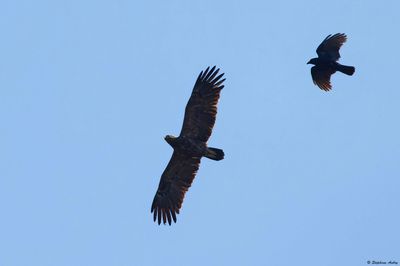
[205,147,224,161]
[337,64,355,76]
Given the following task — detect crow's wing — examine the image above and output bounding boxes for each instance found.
[311,66,335,91]
[179,66,225,142]
[151,152,201,225]
[316,33,347,61]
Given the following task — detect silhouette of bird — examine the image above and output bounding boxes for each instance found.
[307,33,355,91]
[151,66,225,225]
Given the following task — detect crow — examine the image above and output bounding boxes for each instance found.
[307,33,355,91]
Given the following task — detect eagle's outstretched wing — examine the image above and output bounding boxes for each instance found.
[151,152,201,225]
[179,66,225,142]
[316,33,347,62]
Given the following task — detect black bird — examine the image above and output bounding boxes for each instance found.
[307,33,355,91]
[151,66,225,225]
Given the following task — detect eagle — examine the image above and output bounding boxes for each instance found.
[151,66,225,225]
[307,33,355,91]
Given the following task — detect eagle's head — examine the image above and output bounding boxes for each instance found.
[164,135,177,146]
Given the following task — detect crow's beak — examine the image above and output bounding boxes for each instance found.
[306,61,311,64]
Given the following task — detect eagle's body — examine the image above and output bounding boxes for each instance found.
[165,135,207,158]
[151,66,225,225]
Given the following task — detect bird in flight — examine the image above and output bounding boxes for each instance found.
[307,33,355,91]
[151,66,225,225]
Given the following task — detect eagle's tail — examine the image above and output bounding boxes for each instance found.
[336,63,355,76]
[205,147,224,161]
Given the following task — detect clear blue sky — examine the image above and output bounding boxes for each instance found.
[0,0,399,265]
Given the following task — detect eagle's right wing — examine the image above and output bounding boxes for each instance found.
[179,66,225,142]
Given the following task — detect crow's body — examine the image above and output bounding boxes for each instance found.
[307,33,355,91]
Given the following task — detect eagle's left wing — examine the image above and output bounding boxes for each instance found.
[151,151,201,225]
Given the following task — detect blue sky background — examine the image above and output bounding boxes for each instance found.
[0,0,399,265]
